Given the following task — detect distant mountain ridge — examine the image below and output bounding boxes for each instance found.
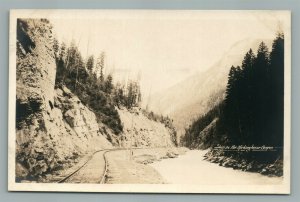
[147,38,273,139]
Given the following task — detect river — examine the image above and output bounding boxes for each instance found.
[151,149,283,185]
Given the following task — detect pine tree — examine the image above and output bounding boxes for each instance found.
[239,49,256,144]
[252,42,270,145]
[104,74,113,94]
[269,33,284,148]
[59,42,66,61]
[54,41,66,86]
[99,52,105,82]
[86,55,94,75]
[53,38,59,59]
[95,52,105,86]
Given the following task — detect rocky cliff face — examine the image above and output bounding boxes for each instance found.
[117,108,175,148]
[15,18,176,181]
[15,19,112,181]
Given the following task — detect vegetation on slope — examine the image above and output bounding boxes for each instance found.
[53,40,142,134]
[182,34,284,176]
[52,29,177,140]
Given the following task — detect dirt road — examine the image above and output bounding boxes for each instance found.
[104,149,170,184]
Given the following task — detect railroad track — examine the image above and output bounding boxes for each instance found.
[58,147,148,184]
[99,150,110,184]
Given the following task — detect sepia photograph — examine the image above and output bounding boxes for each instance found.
[8,10,291,193]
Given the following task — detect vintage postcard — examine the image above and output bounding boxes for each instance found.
[8,10,291,193]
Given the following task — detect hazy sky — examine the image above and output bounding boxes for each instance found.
[49,10,289,99]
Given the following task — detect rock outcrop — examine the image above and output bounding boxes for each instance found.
[117,108,175,148]
[15,19,112,181]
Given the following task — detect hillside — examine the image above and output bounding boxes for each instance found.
[15,19,176,181]
[147,38,273,139]
[182,35,285,176]
[117,107,175,148]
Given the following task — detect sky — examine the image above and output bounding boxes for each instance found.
[49,10,290,100]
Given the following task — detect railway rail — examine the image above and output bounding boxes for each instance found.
[58,147,162,184]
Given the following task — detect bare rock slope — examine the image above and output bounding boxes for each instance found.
[15,19,112,181]
[118,108,175,148]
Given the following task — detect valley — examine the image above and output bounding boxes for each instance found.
[14,16,285,186]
